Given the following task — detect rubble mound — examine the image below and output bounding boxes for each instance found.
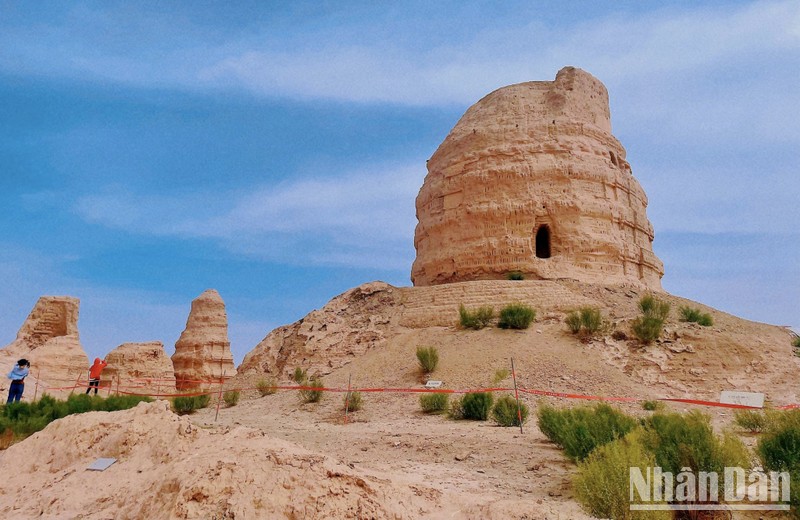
[0,401,430,519]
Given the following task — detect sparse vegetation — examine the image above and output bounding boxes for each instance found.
[419,393,449,413]
[678,306,713,326]
[416,346,439,374]
[460,392,494,420]
[458,304,495,330]
[631,294,670,344]
[757,410,800,516]
[292,367,307,384]
[506,271,525,281]
[793,336,800,349]
[299,377,324,403]
[223,390,240,407]
[449,392,493,420]
[0,393,152,447]
[574,430,669,520]
[343,391,363,413]
[498,303,536,330]
[571,411,749,518]
[256,378,277,396]
[734,409,768,433]
[172,392,211,415]
[492,368,510,384]
[492,395,529,427]
[565,307,604,337]
[641,400,664,412]
[537,403,637,462]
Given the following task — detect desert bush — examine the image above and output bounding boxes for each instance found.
[758,410,800,472]
[460,392,493,420]
[101,394,151,411]
[448,395,465,420]
[758,410,800,518]
[631,295,671,344]
[416,346,439,374]
[679,306,713,326]
[574,430,669,520]
[567,307,604,336]
[641,400,664,412]
[492,368,510,384]
[640,411,750,475]
[292,367,307,384]
[537,403,637,462]
[256,378,277,396]
[299,377,324,403]
[734,409,769,433]
[639,294,670,320]
[506,271,525,281]
[631,317,663,344]
[172,393,210,415]
[0,393,153,443]
[565,311,582,334]
[458,304,495,330]
[498,303,536,329]
[420,393,449,414]
[343,391,363,413]
[492,395,529,427]
[223,390,240,407]
[793,336,800,349]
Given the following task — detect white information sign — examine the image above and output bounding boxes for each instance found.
[720,391,764,408]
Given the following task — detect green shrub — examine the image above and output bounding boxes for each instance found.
[416,346,439,374]
[574,430,669,520]
[420,393,449,414]
[537,403,637,462]
[448,395,465,420]
[458,304,495,330]
[639,294,670,320]
[631,317,663,344]
[757,410,800,517]
[792,336,800,349]
[460,392,493,420]
[567,307,604,336]
[506,271,525,281]
[492,395,529,427]
[679,306,713,326]
[758,409,800,472]
[492,368,510,384]
[565,311,582,334]
[293,367,307,384]
[223,390,240,407]
[299,377,324,403]
[0,393,148,447]
[734,409,768,433]
[641,400,664,412]
[172,393,211,415]
[256,378,277,396]
[343,391,363,413]
[498,303,536,329]
[640,411,750,475]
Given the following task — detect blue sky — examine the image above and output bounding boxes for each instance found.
[1,1,798,363]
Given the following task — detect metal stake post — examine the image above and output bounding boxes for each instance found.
[511,358,524,434]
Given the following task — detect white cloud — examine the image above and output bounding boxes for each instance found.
[74,163,423,270]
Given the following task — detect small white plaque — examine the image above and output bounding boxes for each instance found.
[425,380,443,389]
[87,457,117,471]
[720,391,764,408]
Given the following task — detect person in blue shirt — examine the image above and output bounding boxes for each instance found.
[6,359,30,403]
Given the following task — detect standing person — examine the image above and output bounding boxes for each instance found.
[6,359,30,403]
[86,358,108,395]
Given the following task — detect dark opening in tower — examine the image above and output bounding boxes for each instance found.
[535,225,551,259]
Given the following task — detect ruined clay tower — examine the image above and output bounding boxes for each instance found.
[411,66,664,289]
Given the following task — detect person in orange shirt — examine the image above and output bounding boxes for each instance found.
[86,358,108,395]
